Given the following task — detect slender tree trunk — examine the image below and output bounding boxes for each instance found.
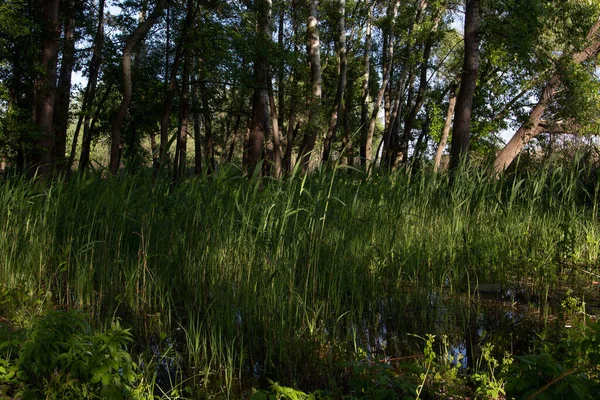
[296,0,322,173]
[173,49,190,181]
[449,0,481,173]
[322,0,347,165]
[364,0,399,171]
[398,14,440,164]
[433,85,457,173]
[32,0,61,175]
[245,0,272,175]
[493,20,600,174]
[341,77,354,166]
[192,72,202,175]
[199,80,215,173]
[53,0,76,172]
[110,0,166,175]
[79,0,105,171]
[359,1,372,166]
[277,2,285,135]
[268,83,282,178]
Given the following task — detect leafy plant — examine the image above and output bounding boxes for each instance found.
[0,310,151,399]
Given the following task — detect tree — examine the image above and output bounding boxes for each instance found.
[110,0,167,175]
[448,0,481,173]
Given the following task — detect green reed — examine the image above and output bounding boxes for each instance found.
[0,157,599,395]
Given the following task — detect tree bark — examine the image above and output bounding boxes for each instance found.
[268,82,282,178]
[359,1,372,166]
[364,0,399,171]
[448,0,481,173]
[199,80,215,173]
[78,0,105,171]
[53,0,77,172]
[493,20,600,174]
[296,0,323,173]
[32,0,61,175]
[245,0,272,175]
[397,14,441,165]
[110,0,166,175]
[322,0,347,164]
[433,85,457,173]
[341,77,354,166]
[192,72,202,175]
[173,49,190,182]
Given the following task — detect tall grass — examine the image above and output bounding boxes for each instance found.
[1,158,599,395]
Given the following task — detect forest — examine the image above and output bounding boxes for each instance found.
[1,0,600,398]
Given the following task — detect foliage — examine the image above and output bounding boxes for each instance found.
[0,310,151,399]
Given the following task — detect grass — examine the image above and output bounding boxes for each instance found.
[0,157,599,397]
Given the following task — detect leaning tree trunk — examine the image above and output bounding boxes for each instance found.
[448,0,480,173]
[53,0,76,172]
[245,0,272,175]
[296,0,323,173]
[433,85,457,173]
[493,20,600,174]
[78,0,105,171]
[110,0,166,175]
[32,0,61,176]
[322,0,347,165]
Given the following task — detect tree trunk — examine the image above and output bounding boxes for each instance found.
[110,0,166,175]
[493,20,600,174]
[199,80,215,173]
[322,0,347,165]
[341,77,354,166]
[296,0,323,173]
[245,0,272,175]
[173,49,190,182]
[32,0,61,176]
[53,0,77,172]
[364,0,399,171]
[359,1,372,166]
[433,85,457,173]
[448,0,481,173]
[268,83,282,178]
[192,73,202,175]
[78,0,105,171]
[398,14,440,165]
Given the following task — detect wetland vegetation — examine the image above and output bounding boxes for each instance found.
[1,158,600,398]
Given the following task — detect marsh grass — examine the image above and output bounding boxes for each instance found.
[1,157,599,396]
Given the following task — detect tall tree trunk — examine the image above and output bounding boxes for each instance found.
[192,72,202,175]
[78,0,105,171]
[159,2,195,172]
[493,20,600,174]
[173,49,190,181]
[277,2,286,135]
[53,0,76,172]
[199,80,215,173]
[359,0,372,166]
[32,0,61,175]
[322,0,347,165]
[364,0,399,171]
[341,77,354,166]
[398,14,441,164]
[296,0,322,173]
[268,83,282,178]
[245,0,272,175]
[433,85,457,173]
[110,0,166,175]
[448,0,481,173]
